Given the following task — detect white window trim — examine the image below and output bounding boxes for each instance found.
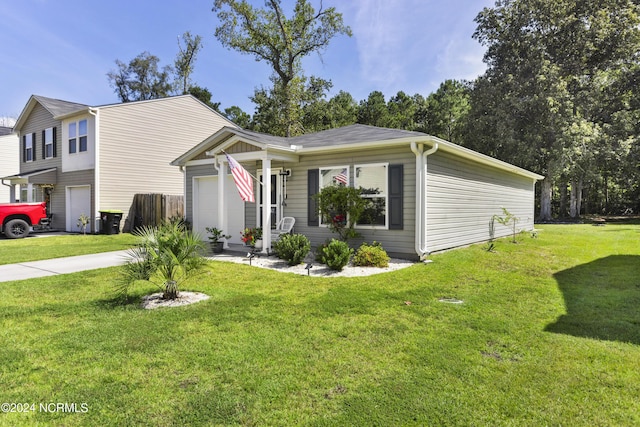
[68,122,77,155]
[78,119,88,152]
[44,127,54,159]
[354,162,389,229]
[25,133,33,162]
[318,165,350,227]
[68,119,88,155]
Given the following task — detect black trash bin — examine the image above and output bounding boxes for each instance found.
[100,210,123,235]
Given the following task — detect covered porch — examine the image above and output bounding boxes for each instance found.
[1,167,57,205]
[203,134,299,255]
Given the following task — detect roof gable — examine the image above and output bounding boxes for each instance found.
[14,95,89,131]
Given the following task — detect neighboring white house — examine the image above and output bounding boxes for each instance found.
[3,95,236,232]
[0,126,19,203]
[172,124,544,260]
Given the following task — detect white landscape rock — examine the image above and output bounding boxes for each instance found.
[208,253,415,277]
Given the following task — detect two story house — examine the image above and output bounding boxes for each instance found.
[5,95,236,233]
[0,126,19,203]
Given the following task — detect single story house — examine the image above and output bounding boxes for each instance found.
[3,95,235,232]
[171,124,544,260]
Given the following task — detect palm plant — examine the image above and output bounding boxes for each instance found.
[117,220,206,300]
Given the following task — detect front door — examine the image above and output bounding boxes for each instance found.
[258,169,284,229]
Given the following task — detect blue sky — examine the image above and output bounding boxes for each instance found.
[0,0,494,122]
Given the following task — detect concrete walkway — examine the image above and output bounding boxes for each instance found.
[0,250,131,282]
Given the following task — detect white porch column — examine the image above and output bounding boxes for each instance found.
[26,183,34,202]
[217,156,228,248]
[261,157,271,254]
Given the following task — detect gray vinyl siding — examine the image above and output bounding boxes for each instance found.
[285,146,417,259]
[55,170,95,232]
[426,150,536,253]
[183,141,538,260]
[97,96,234,224]
[16,103,81,231]
[18,103,62,172]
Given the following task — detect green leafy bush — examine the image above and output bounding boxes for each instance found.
[315,240,330,263]
[352,241,390,267]
[273,233,311,266]
[321,239,353,271]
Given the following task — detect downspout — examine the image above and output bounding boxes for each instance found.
[411,141,438,260]
[88,108,99,233]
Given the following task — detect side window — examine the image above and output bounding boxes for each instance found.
[355,163,388,227]
[24,133,34,162]
[78,120,87,152]
[44,128,54,159]
[69,122,77,154]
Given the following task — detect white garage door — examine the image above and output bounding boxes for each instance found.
[67,185,91,233]
[193,175,244,244]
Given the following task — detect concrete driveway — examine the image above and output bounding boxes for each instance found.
[0,250,131,282]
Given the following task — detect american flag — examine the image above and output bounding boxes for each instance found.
[334,168,348,185]
[225,152,255,203]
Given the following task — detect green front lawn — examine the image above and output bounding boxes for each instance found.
[0,233,138,265]
[1,224,639,426]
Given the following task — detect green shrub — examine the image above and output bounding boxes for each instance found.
[315,240,331,263]
[273,234,311,266]
[117,220,206,300]
[352,241,390,267]
[321,239,353,271]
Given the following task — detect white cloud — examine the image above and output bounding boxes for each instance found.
[347,0,490,97]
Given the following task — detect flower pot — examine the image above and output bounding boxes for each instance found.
[210,241,224,254]
[254,239,263,250]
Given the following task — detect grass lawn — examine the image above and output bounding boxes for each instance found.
[1,224,639,426]
[0,233,138,265]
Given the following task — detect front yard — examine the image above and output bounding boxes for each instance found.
[0,224,639,425]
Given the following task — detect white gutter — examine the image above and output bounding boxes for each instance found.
[88,108,99,233]
[411,141,439,260]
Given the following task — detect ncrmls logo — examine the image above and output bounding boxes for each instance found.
[39,402,89,413]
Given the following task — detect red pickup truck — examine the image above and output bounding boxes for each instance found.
[0,202,48,238]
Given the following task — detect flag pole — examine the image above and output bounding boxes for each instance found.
[220,150,265,187]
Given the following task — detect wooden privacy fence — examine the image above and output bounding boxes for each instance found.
[123,193,184,232]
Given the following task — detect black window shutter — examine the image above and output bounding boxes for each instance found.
[42,130,46,159]
[308,169,319,227]
[22,135,26,163]
[388,164,403,230]
[52,127,57,157]
[32,132,36,161]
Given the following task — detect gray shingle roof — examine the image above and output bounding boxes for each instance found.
[0,126,13,136]
[33,95,89,117]
[291,124,426,147]
[223,124,428,149]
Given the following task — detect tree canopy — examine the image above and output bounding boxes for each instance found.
[468,0,640,219]
[107,52,173,102]
[212,0,351,136]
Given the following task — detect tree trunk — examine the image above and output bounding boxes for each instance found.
[539,176,553,221]
[559,182,568,218]
[569,178,583,218]
[576,177,583,216]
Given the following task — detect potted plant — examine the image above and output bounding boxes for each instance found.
[205,227,231,254]
[241,227,263,249]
